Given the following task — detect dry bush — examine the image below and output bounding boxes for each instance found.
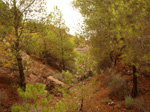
[102,68,130,100]
[0,91,7,101]
[134,97,150,112]
[102,68,114,87]
[103,96,109,104]
[0,90,8,108]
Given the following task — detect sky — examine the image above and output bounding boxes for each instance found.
[46,0,83,35]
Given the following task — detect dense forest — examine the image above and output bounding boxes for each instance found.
[0,0,150,112]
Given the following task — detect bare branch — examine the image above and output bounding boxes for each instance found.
[21,0,36,13]
[18,12,27,38]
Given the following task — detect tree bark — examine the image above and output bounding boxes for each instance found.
[16,55,26,91]
[61,49,65,70]
[14,0,26,91]
[59,27,65,70]
[110,51,114,63]
[131,65,138,98]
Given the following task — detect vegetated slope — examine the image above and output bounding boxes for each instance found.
[0,52,62,112]
[99,62,150,112]
[75,45,89,55]
[69,68,150,112]
[0,51,150,112]
[22,52,57,84]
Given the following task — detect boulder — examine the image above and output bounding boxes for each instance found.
[47,76,65,86]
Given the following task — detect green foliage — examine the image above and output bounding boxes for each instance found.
[72,0,150,72]
[0,0,13,35]
[0,36,17,70]
[11,83,52,112]
[55,81,99,112]
[73,34,85,47]
[62,70,75,84]
[74,52,97,77]
[103,97,109,104]
[125,96,134,109]
[23,11,77,70]
[45,6,77,70]
[0,0,47,90]
[12,82,97,112]
[117,103,122,108]
[18,83,47,99]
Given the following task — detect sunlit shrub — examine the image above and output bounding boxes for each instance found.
[11,83,52,112]
[103,97,109,104]
[125,96,134,109]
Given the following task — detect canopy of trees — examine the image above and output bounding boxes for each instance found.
[0,0,46,90]
[72,0,150,97]
[23,7,78,71]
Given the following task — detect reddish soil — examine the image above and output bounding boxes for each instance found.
[0,56,150,112]
[0,74,20,112]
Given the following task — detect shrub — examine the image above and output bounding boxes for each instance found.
[125,96,134,109]
[134,97,150,112]
[0,91,7,103]
[62,70,77,84]
[97,57,112,71]
[103,69,130,100]
[103,97,109,104]
[107,75,129,99]
[117,103,122,108]
[54,80,100,112]
[143,104,150,112]
[0,90,7,111]
[134,97,144,111]
[11,83,52,112]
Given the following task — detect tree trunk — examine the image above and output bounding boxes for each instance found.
[59,28,65,70]
[43,38,48,64]
[114,57,117,66]
[16,55,26,91]
[14,0,26,91]
[131,65,138,98]
[61,50,65,70]
[109,50,117,66]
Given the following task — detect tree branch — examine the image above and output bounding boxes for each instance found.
[21,0,36,13]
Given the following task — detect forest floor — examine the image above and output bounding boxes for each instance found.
[1,68,150,112]
[0,52,150,112]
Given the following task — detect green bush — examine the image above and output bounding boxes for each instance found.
[62,70,77,84]
[103,97,109,104]
[117,103,122,108]
[11,83,79,112]
[11,83,52,112]
[125,96,134,109]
